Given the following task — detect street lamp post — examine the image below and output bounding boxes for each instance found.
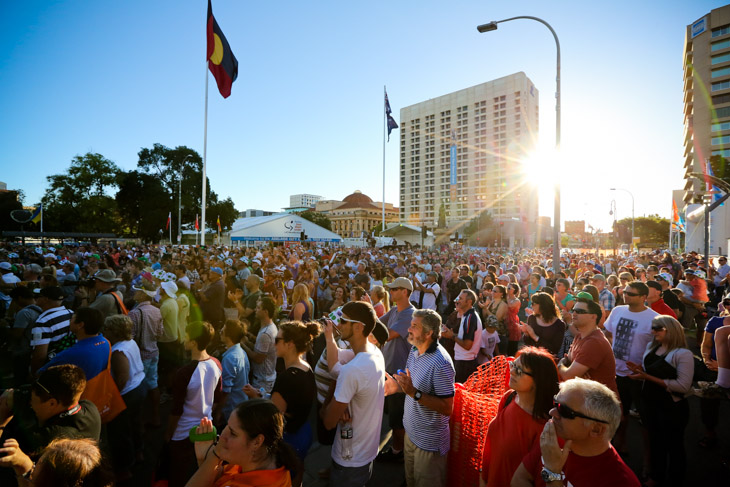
[179,155,192,246]
[478,16,561,274]
[610,188,634,250]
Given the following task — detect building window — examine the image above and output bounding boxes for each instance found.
[712,121,730,132]
[712,135,730,145]
[717,106,730,118]
[713,149,730,157]
[713,67,730,79]
[712,52,730,65]
[712,80,730,91]
[712,25,730,38]
[713,39,730,51]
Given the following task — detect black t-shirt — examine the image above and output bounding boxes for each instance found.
[446,278,468,301]
[244,290,262,334]
[663,289,683,315]
[271,367,316,434]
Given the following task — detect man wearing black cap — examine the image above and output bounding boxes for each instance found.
[646,281,677,318]
[322,301,385,487]
[30,287,75,373]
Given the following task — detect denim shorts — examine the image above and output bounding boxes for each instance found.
[142,355,159,389]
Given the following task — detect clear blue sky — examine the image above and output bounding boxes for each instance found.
[0,1,719,232]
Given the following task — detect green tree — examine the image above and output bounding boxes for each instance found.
[0,190,24,232]
[208,197,238,232]
[438,201,447,228]
[136,143,237,239]
[299,210,332,230]
[116,171,171,242]
[710,155,730,187]
[463,211,495,244]
[41,153,121,233]
[616,214,670,248]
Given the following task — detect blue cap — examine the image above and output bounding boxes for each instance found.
[210,267,223,276]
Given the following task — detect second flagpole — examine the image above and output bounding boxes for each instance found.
[382,85,386,236]
[201,59,209,245]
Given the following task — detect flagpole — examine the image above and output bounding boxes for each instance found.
[382,85,386,235]
[202,60,209,245]
[40,203,43,234]
[169,213,172,244]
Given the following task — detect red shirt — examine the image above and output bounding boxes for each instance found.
[522,440,640,487]
[215,465,291,487]
[481,391,546,484]
[567,329,618,396]
[650,299,677,319]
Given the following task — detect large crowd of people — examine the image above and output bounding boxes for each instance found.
[0,240,728,486]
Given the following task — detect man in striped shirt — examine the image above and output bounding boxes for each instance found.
[30,286,75,373]
[386,308,455,487]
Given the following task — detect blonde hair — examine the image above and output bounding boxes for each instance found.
[371,285,390,312]
[291,283,309,305]
[651,315,687,351]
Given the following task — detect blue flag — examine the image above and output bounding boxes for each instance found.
[385,91,392,115]
[387,114,398,141]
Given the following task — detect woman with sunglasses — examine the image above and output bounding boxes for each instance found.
[480,346,559,486]
[626,316,693,487]
[520,292,566,357]
[244,321,318,464]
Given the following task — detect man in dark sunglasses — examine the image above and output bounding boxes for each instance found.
[512,378,640,487]
[602,280,657,452]
[557,299,618,396]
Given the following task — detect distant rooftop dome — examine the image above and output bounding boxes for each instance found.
[342,190,373,205]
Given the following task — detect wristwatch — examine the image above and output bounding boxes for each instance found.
[540,467,564,484]
[413,389,422,401]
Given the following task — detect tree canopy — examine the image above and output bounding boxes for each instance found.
[32,146,238,242]
[615,214,670,248]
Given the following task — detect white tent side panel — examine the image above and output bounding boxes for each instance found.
[229,213,342,243]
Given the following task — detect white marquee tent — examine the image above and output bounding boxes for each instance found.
[228,213,342,243]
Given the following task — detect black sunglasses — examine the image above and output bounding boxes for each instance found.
[623,291,641,297]
[651,325,666,332]
[509,361,534,377]
[571,308,590,314]
[553,397,609,424]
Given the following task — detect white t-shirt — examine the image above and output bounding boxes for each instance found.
[475,270,489,290]
[420,282,440,311]
[478,330,500,365]
[332,344,385,468]
[603,305,658,377]
[454,310,483,361]
[252,322,277,392]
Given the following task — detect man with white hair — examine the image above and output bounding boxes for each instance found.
[512,377,640,486]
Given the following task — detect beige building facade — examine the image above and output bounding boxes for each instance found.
[684,6,730,254]
[399,72,539,228]
[316,190,398,238]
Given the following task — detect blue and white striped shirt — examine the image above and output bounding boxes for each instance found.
[402,342,455,455]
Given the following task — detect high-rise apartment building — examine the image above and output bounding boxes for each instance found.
[399,72,539,228]
[683,6,730,252]
[289,194,322,208]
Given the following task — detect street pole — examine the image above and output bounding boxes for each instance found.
[478,16,561,274]
[179,154,192,246]
[610,188,634,251]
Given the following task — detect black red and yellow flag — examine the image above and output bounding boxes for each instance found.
[207,0,238,98]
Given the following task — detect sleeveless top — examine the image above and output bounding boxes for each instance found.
[111,339,145,395]
[288,301,310,322]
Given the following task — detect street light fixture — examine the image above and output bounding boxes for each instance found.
[478,16,561,274]
[610,188,634,251]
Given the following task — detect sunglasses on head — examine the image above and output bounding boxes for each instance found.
[34,379,51,396]
[553,396,609,424]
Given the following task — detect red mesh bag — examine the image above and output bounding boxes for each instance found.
[447,356,512,487]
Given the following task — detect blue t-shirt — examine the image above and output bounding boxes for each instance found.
[40,335,110,381]
[705,316,727,360]
[381,304,415,374]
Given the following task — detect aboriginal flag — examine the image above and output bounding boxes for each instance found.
[207,0,238,98]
